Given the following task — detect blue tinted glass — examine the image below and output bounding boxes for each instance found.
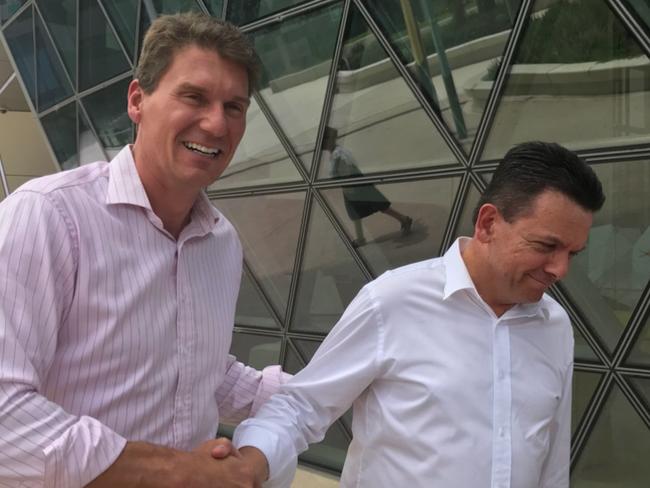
[34,12,73,111]
[3,5,36,106]
[0,0,27,25]
[35,0,76,85]
[101,0,138,59]
[40,101,78,170]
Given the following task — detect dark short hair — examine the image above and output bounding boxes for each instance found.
[473,141,605,223]
[135,12,259,95]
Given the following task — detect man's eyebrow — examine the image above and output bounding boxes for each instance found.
[177,82,250,105]
[529,234,586,253]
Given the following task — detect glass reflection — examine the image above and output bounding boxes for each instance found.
[35,13,73,111]
[81,78,132,157]
[0,0,26,25]
[452,179,482,241]
[320,174,460,276]
[572,371,602,436]
[209,98,302,190]
[228,0,308,25]
[562,160,650,353]
[102,0,138,59]
[36,0,76,84]
[627,312,650,367]
[482,0,650,160]
[4,6,36,106]
[573,324,600,363]
[235,268,279,330]
[39,102,77,170]
[204,0,224,17]
[250,3,342,172]
[623,0,650,32]
[150,0,202,14]
[366,0,522,152]
[317,3,458,179]
[291,198,368,334]
[629,377,650,408]
[214,192,305,321]
[571,385,650,488]
[79,109,106,164]
[229,331,281,371]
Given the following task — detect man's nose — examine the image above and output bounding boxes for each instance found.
[544,251,571,281]
[201,104,228,136]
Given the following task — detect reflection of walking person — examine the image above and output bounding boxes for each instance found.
[323,127,412,246]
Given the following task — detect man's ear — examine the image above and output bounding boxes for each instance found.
[473,203,501,243]
[127,79,144,124]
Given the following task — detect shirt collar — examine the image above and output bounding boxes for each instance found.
[106,145,220,236]
[442,237,549,321]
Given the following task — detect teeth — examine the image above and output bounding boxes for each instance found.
[184,141,220,157]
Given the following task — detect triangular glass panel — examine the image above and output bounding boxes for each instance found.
[249,2,342,173]
[102,0,139,60]
[227,0,310,25]
[317,4,458,180]
[235,267,280,330]
[319,176,461,276]
[293,338,321,363]
[34,11,73,111]
[560,159,650,354]
[481,0,650,162]
[0,0,27,25]
[572,370,602,436]
[208,97,303,191]
[626,312,650,367]
[35,0,76,86]
[571,385,650,487]
[39,101,77,170]
[452,178,482,242]
[622,0,650,34]
[204,0,224,17]
[229,331,282,370]
[79,107,107,164]
[364,0,523,154]
[572,324,601,363]
[283,341,306,375]
[628,376,650,408]
[136,1,151,64]
[79,0,131,91]
[150,0,202,14]
[81,78,132,158]
[213,191,305,322]
[290,198,369,334]
[3,6,35,107]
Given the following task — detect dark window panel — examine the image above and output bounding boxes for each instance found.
[234,268,281,330]
[214,192,305,322]
[627,312,650,367]
[451,178,482,242]
[572,324,601,364]
[481,0,650,161]
[79,0,131,91]
[316,3,458,180]
[203,0,223,17]
[291,197,368,334]
[35,0,76,86]
[101,0,139,59]
[34,11,73,111]
[229,331,282,370]
[227,0,310,26]
[39,101,77,170]
[79,107,107,164]
[150,0,202,14]
[250,2,343,173]
[572,371,602,436]
[623,0,650,34]
[628,377,650,409]
[207,98,303,191]
[320,176,460,276]
[0,0,26,25]
[81,78,132,156]
[571,385,650,487]
[3,5,36,106]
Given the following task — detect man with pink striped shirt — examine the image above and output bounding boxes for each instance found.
[0,13,282,488]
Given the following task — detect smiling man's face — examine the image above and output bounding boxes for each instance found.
[128,44,249,193]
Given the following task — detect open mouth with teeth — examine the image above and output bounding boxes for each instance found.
[183,141,221,159]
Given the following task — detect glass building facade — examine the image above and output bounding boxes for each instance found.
[1,0,649,484]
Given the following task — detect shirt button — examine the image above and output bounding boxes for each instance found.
[498,427,505,438]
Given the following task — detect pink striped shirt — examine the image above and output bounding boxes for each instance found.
[0,146,286,487]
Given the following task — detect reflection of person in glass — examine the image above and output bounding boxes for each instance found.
[0,13,285,487]
[231,142,606,488]
[322,126,412,246]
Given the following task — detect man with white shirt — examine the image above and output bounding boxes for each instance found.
[231,141,605,487]
[0,12,281,488]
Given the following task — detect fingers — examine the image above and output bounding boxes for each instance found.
[194,437,242,459]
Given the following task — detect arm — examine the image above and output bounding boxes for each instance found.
[233,286,384,485]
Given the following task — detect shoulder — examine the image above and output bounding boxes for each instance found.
[365,256,446,302]
[12,162,109,199]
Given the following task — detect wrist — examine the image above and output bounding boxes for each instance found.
[239,446,270,483]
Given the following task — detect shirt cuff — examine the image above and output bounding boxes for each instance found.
[43,415,127,488]
[234,423,296,487]
[251,365,292,415]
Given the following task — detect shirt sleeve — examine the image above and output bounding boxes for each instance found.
[215,356,292,425]
[0,191,126,488]
[233,286,383,487]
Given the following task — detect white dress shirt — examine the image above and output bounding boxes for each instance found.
[0,146,286,488]
[235,238,573,488]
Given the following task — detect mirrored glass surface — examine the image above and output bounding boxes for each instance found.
[317,4,458,179]
[203,0,224,17]
[214,192,305,321]
[34,13,73,111]
[79,0,131,91]
[150,0,202,14]
[4,6,36,106]
[235,268,280,330]
[36,0,76,85]
[229,331,282,370]
[561,160,650,353]
[452,178,482,241]
[208,98,303,190]
[79,108,107,164]
[39,101,77,170]
[366,0,522,153]
[250,3,342,172]
[572,370,602,436]
[0,0,26,25]
[482,0,650,160]
[628,376,650,408]
[627,312,650,367]
[623,0,650,31]
[573,324,601,363]
[320,176,460,276]
[291,198,368,334]
[571,385,650,488]
[81,78,132,157]
[102,0,138,59]
[227,0,309,25]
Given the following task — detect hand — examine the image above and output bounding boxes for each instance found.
[195,437,242,459]
[207,443,269,486]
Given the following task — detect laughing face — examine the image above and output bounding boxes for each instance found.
[127,44,249,194]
